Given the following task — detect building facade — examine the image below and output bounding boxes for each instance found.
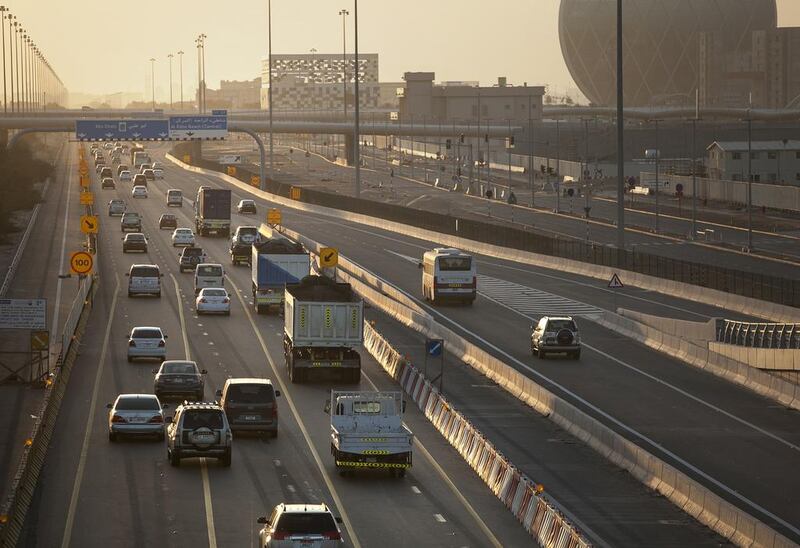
[558,0,782,107]
[398,72,544,123]
[204,79,261,110]
[260,53,379,112]
[706,140,800,184]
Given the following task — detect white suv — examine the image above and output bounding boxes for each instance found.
[257,503,343,546]
[166,402,232,467]
[530,316,581,359]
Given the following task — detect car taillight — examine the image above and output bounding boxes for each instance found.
[323,531,342,541]
[199,298,207,303]
[128,340,136,347]
[148,415,163,424]
[158,340,165,347]
[222,298,229,303]
[271,531,287,540]
[111,414,126,423]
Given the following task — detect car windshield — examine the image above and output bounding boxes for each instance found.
[197,265,222,276]
[115,397,160,411]
[130,266,159,277]
[182,410,224,430]
[163,363,197,375]
[123,213,139,220]
[161,215,175,221]
[176,229,191,235]
[202,289,227,297]
[548,320,577,331]
[275,513,336,535]
[438,257,472,271]
[184,248,203,256]
[132,328,162,339]
[127,234,145,241]
[239,228,257,236]
[227,384,273,404]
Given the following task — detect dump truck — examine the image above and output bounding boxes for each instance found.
[283,275,362,384]
[194,188,231,237]
[327,390,413,476]
[251,237,310,313]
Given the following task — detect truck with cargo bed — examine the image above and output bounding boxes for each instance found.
[230,226,261,266]
[283,275,362,384]
[327,390,413,476]
[251,238,310,313]
[194,188,231,237]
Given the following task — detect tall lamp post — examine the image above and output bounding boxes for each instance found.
[149,57,156,110]
[339,8,349,118]
[615,0,625,250]
[13,21,19,113]
[746,108,753,252]
[6,14,13,113]
[691,89,699,238]
[352,0,361,198]
[0,6,7,114]
[200,34,207,112]
[178,50,184,110]
[267,0,274,185]
[167,53,174,109]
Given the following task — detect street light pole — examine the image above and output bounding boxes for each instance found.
[195,37,201,111]
[178,50,184,110]
[353,0,361,198]
[267,0,274,185]
[167,53,174,110]
[339,9,349,118]
[14,22,20,113]
[199,34,207,113]
[747,113,753,251]
[6,15,13,113]
[528,92,534,207]
[654,119,660,233]
[0,7,6,114]
[616,0,626,250]
[691,89,698,238]
[149,57,155,111]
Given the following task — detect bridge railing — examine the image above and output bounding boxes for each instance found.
[718,320,800,349]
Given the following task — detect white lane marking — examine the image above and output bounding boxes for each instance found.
[359,370,502,548]
[52,148,75,340]
[477,275,603,318]
[434,514,447,523]
[405,194,429,208]
[419,286,800,536]
[61,274,120,548]
[171,273,218,548]
[411,486,421,494]
[226,275,362,548]
[287,484,296,493]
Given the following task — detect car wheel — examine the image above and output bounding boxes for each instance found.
[221,450,231,467]
[169,448,181,467]
[108,431,117,442]
[573,349,581,360]
[127,355,133,363]
[537,347,546,359]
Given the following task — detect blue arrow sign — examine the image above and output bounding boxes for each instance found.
[75,119,170,141]
[169,115,228,139]
[426,339,444,357]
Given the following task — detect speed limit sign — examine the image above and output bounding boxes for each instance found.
[70,251,93,275]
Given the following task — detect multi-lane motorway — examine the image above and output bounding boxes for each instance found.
[16,141,800,546]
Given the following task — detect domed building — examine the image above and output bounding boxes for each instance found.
[558,0,781,107]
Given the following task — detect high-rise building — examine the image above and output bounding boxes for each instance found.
[558,0,784,107]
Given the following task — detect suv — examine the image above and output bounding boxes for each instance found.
[179,246,207,273]
[166,402,232,467]
[121,212,142,232]
[215,378,280,436]
[530,316,581,359]
[257,503,343,546]
[132,173,148,187]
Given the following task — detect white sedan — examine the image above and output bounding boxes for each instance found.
[196,288,231,315]
[171,228,195,247]
[119,170,132,182]
[132,185,148,199]
[127,326,167,362]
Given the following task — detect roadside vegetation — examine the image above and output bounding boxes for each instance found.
[0,138,54,242]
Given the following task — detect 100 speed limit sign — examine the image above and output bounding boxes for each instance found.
[70,251,93,275]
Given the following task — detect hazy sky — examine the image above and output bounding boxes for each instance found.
[8,0,800,100]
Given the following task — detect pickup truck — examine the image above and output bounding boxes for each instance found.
[178,246,208,273]
[327,390,413,477]
[229,226,260,266]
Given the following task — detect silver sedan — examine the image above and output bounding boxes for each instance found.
[107,394,167,442]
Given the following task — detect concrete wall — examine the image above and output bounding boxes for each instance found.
[618,309,719,347]
[709,342,800,371]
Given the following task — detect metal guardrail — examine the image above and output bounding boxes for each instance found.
[718,320,800,349]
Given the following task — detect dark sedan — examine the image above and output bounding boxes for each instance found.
[159,214,178,230]
[122,233,148,253]
[153,360,207,400]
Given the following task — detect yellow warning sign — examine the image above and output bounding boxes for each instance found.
[290,186,301,200]
[80,175,90,188]
[80,215,99,234]
[80,192,94,205]
[182,154,191,164]
[250,175,260,187]
[30,330,49,351]
[319,247,338,268]
[226,166,237,177]
[79,164,88,177]
[267,208,281,225]
[70,251,93,275]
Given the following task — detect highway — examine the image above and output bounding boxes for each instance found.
[19,144,533,548]
[154,143,800,542]
[208,139,800,279]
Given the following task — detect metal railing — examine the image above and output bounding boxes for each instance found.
[718,320,800,349]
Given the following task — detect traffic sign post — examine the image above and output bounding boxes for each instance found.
[250,175,260,187]
[70,251,93,275]
[80,192,94,206]
[267,208,282,226]
[182,154,191,164]
[80,175,90,188]
[319,247,338,269]
[424,338,445,393]
[226,166,237,177]
[608,273,623,314]
[80,215,99,234]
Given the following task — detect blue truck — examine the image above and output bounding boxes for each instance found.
[251,238,310,314]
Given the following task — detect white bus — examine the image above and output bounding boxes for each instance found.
[420,248,476,305]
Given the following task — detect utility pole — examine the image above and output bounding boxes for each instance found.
[691,89,698,239]
[8,16,14,113]
[267,0,274,185]
[195,36,202,112]
[167,53,174,109]
[149,57,156,110]
[747,106,753,251]
[339,8,349,118]
[654,119,660,233]
[616,0,625,250]
[178,50,184,110]
[528,92,534,207]
[0,6,7,114]
[555,118,561,213]
[200,34,207,113]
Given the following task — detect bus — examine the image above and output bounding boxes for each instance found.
[420,248,476,305]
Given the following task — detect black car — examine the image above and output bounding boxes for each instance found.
[122,233,148,253]
[178,246,207,273]
[237,199,257,214]
[153,360,206,401]
[159,214,178,230]
[101,177,116,189]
